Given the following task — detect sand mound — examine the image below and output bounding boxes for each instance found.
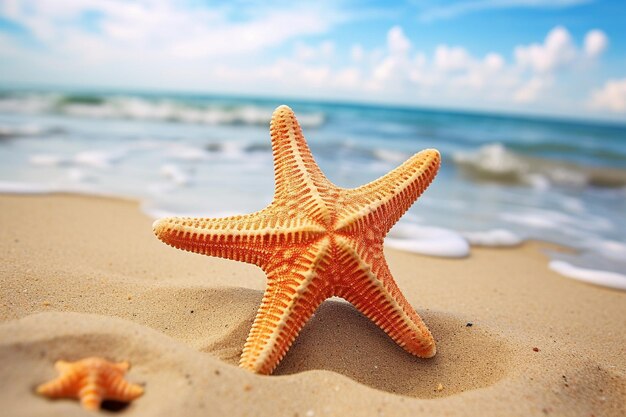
[120,285,515,398]
[2,305,624,417]
[274,301,513,398]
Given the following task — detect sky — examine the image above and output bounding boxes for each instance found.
[0,0,625,121]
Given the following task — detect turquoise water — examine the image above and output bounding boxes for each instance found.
[1,90,625,288]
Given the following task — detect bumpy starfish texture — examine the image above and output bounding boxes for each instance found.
[36,357,143,410]
[153,105,440,375]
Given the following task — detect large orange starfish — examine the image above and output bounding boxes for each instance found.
[36,357,144,410]
[153,105,440,374]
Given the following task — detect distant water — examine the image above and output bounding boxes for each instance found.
[1,90,625,289]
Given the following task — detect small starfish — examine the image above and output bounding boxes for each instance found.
[153,105,440,374]
[36,357,143,410]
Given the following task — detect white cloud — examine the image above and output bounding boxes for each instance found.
[0,0,343,61]
[217,26,517,102]
[484,53,505,72]
[418,0,592,22]
[434,45,472,72]
[514,26,608,74]
[334,68,362,89]
[202,25,611,110]
[509,26,609,103]
[351,44,364,62]
[0,3,617,119]
[371,27,414,86]
[589,79,626,113]
[387,26,411,56]
[514,76,550,103]
[366,27,512,95]
[584,29,608,58]
[515,26,577,73]
[454,52,513,91]
[295,41,335,62]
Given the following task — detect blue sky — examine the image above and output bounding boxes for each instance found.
[1,0,625,120]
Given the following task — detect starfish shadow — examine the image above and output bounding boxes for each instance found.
[201,288,513,399]
[273,300,514,398]
[101,400,131,412]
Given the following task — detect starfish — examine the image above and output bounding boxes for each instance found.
[153,105,440,375]
[36,357,144,410]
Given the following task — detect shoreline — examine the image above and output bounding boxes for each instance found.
[2,188,624,290]
[1,193,625,416]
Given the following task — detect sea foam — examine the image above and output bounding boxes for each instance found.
[549,260,626,290]
[0,94,326,128]
[453,143,626,188]
[29,154,68,167]
[160,164,192,186]
[386,224,470,258]
[0,181,55,194]
[462,229,523,247]
[73,149,126,168]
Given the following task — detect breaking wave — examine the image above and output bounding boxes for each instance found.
[0,124,65,140]
[453,143,626,188]
[0,93,325,128]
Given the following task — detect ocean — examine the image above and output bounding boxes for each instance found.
[1,90,625,289]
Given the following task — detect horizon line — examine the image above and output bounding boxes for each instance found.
[1,82,625,129]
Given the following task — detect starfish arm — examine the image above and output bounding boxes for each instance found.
[36,372,81,398]
[335,239,436,358]
[55,360,71,372]
[103,372,144,402]
[153,208,327,268]
[79,375,104,411]
[239,238,332,374]
[337,149,440,235]
[113,361,130,372]
[153,209,279,267]
[270,105,336,226]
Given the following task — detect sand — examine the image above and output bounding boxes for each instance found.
[0,193,624,416]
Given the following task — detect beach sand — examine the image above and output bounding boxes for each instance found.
[1,193,624,416]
